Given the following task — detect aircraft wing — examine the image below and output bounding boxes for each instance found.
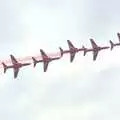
[13,67,19,78]
[93,50,98,61]
[70,52,76,62]
[40,49,48,58]
[67,40,75,49]
[10,55,18,64]
[90,39,98,49]
[43,61,49,72]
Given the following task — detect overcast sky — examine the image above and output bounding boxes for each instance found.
[0,0,120,120]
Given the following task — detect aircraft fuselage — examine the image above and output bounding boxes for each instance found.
[78,48,85,52]
[115,43,120,46]
[69,48,79,53]
[43,56,60,62]
[99,46,109,50]
[42,56,51,62]
[12,63,30,69]
[85,46,109,53]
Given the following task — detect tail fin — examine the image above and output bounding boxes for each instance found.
[82,46,87,56]
[59,47,64,57]
[2,62,8,73]
[109,40,114,50]
[32,57,37,67]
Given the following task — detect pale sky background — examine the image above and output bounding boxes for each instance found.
[0,0,120,120]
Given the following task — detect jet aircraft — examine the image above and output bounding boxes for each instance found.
[2,55,31,79]
[83,39,109,60]
[59,40,85,62]
[109,33,120,50]
[32,49,61,72]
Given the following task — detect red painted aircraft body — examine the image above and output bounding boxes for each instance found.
[83,39,109,60]
[2,55,31,78]
[59,40,85,62]
[32,49,61,72]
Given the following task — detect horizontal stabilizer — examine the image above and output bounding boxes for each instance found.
[109,40,114,50]
[32,57,37,67]
[82,46,87,56]
[59,47,64,57]
[2,62,8,73]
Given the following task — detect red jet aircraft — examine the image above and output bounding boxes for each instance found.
[59,40,85,62]
[32,49,61,72]
[2,55,31,79]
[109,33,120,50]
[83,39,109,60]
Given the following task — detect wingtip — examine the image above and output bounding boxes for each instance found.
[14,76,17,79]
[67,40,70,42]
[70,60,73,63]
[90,38,94,42]
[93,57,97,61]
[67,40,73,45]
[70,57,74,63]
[44,69,47,72]
[40,49,43,53]
[117,32,120,42]
[117,32,120,36]
[10,54,13,57]
[10,54,15,59]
